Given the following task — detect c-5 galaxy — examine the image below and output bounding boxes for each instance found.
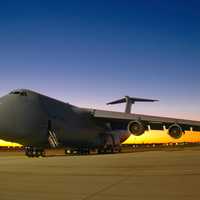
[0,89,200,157]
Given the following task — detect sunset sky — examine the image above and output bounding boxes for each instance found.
[0,1,200,145]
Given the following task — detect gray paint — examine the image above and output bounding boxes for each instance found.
[0,89,200,149]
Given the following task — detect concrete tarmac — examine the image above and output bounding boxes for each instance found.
[0,148,200,200]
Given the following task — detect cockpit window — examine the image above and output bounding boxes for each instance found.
[10,91,27,96]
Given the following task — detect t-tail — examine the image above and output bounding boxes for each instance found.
[107,96,158,114]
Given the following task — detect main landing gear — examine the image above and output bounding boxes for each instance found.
[97,145,121,154]
[25,146,45,157]
[97,133,121,154]
[65,148,90,155]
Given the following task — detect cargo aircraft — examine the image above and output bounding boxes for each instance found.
[0,89,200,157]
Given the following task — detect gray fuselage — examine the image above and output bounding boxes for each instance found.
[0,89,110,148]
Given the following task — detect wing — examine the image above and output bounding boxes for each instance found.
[92,109,200,132]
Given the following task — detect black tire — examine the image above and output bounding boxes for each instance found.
[40,151,46,157]
[97,148,102,154]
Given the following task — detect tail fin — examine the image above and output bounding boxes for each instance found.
[107,96,158,114]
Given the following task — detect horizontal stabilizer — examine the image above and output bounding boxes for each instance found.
[107,96,158,114]
[107,96,158,105]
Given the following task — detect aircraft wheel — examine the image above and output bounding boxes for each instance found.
[35,151,40,157]
[78,148,90,155]
[35,149,45,157]
[25,147,33,157]
[97,148,103,154]
[65,149,71,155]
[25,147,45,158]
[40,150,46,157]
[114,145,121,153]
[25,150,32,157]
[84,148,90,155]
[110,147,114,153]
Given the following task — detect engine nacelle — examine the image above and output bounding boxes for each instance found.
[128,120,145,136]
[168,124,183,139]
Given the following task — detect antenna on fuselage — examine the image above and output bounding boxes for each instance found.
[107,96,158,114]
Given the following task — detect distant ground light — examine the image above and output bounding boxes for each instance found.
[1,130,200,147]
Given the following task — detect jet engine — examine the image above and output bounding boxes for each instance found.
[168,124,183,139]
[128,120,145,136]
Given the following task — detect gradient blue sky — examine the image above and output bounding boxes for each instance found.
[0,0,200,119]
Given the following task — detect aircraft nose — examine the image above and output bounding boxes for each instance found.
[0,94,20,139]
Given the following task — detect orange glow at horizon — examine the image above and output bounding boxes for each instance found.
[123,130,200,144]
[0,130,200,147]
[0,139,22,147]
